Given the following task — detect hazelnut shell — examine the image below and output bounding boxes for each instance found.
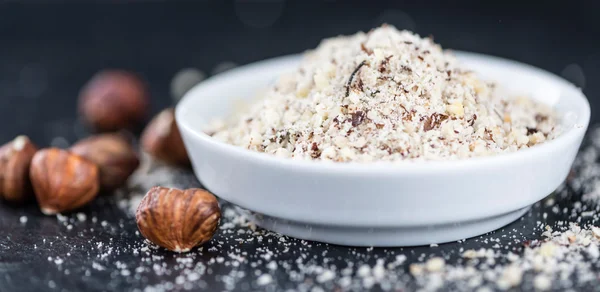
[136,186,220,252]
[0,136,38,203]
[30,148,100,215]
[141,108,189,166]
[71,133,140,191]
[78,70,149,132]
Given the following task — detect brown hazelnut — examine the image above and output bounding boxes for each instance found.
[0,136,38,203]
[30,148,100,215]
[141,108,189,166]
[136,186,220,252]
[71,133,140,191]
[79,70,149,132]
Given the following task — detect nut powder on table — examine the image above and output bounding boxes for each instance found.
[207,25,558,162]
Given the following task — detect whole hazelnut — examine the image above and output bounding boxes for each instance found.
[0,136,38,203]
[79,70,149,132]
[141,108,189,166]
[71,133,140,191]
[30,148,100,215]
[136,186,221,252]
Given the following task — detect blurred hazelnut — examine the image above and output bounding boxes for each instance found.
[70,133,139,191]
[141,108,189,166]
[0,136,38,203]
[78,70,149,132]
[30,148,99,215]
[136,186,221,252]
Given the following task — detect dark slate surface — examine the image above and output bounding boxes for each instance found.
[1,170,596,292]
[0,1,599,291]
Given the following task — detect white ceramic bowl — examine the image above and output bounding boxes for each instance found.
[176,52,590,246]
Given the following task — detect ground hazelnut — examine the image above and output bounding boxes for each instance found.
[141,108,189,166]
[0,136,38,203]
[71,133,140,191]
[30,148,100,215]
[78,70,149,132]
[136,186,221,252]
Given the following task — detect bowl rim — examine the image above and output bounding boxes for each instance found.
[176,51,590,175]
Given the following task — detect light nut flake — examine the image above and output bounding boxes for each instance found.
[208,25,558,162]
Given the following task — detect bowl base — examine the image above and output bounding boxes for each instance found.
[242,206,531,247]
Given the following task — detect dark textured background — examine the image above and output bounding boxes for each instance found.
[0,0,598,145]
[0,1,598,291]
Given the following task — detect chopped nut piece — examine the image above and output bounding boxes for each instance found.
[446,102,465,117]
[425,257,445,272]
[533,275,551,291]
[409,264,424,276]
[539,242,557,257]
[592,227,600,239]
[351,111,366,127]
[497,265,523,290]
[207,25,558,162]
